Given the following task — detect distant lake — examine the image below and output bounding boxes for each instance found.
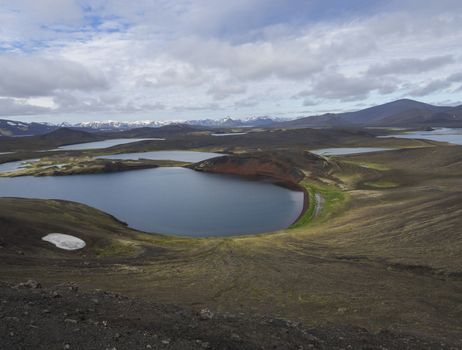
[380,128,462,145]
[211,132,247,136]
[0,159,39,173]
[54,138,165,151]
[98,150,223,162]
[0,168,303,237]
[311,147,393,156]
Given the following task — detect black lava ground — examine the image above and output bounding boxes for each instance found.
[0,281,460,350]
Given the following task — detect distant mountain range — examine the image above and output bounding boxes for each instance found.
[0,119,56,137]
[0,116,290,136]
[1,99,462,137]
[73,116,289,131]
[274,99,462,128]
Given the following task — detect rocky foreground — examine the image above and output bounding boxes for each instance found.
[1,281,459,350]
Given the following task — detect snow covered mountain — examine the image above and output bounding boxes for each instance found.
[0,116,290,136]
[0,119,57,136]
[73,116,290,131]
[73,120,175,131]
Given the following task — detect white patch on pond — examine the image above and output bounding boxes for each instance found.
[42,233,86,250]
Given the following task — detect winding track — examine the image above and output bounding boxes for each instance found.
[313,192,323,218]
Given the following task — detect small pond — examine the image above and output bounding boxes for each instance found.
[98,150,224,162]
[310,147,393,156]
[0,159,39,173]
[54,138,165,151]
[379,128,462,145]
[211,132,248,136]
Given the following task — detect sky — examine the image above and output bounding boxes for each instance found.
[0,0,461,123]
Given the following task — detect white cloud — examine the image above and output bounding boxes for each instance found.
[0,1,462,121]
[0,98,52,116]
[0,55,108,98]
[408,72,462,97]
[366,55,455,76]
[234,98,259,108]
[408,80,450,97]
[305,71,399,101]
[303,99,319,107]
[207,81,247,100]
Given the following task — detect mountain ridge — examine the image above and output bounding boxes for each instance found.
[1,99,462,137]
[273,99,462,128]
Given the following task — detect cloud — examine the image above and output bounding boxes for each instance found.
[448,72,462,83]
[0,98,52,116]
[167,27,375,82]
[303,99,319,107]
[51,91,166,114]
[173,103,222,111]
[408,80,450,97]
[139,102,166,111]
[1,1,462,121]
[289,91,321,107]
[234,98,259,108]
[0,55,108,98]
[407,72,462,97]
[291,90,311,99]
[8,0,83,24]
[136,63,210,89]
[0,0,84,44]
[306,71,399,101]
[207,82,247,100]
[366,55,455,76]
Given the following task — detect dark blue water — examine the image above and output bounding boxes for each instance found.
[0,167,303,237]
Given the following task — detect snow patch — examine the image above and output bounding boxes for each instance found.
[42,233,86,251]
[6,121,27,127]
